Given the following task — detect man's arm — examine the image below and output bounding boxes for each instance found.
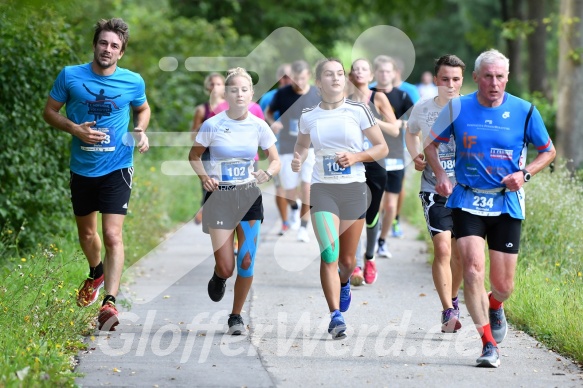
[425,140,452,197]
[132,101,151,132]
[132,101,151,154]
[501,145,556,191]
[42,96,104,144]
[265,106,283,135]
[405,130,426,172]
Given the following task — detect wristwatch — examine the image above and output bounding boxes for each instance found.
[265,170,273,182]
[521,169,531,182]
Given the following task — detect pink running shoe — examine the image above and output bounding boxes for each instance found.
[363,260,378,284]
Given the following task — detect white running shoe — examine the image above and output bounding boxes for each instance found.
[377,243,393,258]
[297,226,310,242]
[290,207,300,230]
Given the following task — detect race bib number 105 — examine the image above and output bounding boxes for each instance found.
[323,155,351,177]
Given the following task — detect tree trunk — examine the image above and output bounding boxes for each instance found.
[556,0,583,170]
[527,0,550,99]
[501,0,525,93]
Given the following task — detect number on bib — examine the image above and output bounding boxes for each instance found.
[323,155,351,177]
[221,161,250,182]
[472,196,494,209]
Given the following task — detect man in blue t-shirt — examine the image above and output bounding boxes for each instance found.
[426,49,556,368]
[43,18,151,331]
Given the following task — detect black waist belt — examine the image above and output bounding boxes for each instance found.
[458,183,506,193]
[217,181,258,191]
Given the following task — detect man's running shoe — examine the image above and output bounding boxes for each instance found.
[476,342,500,368]
[489,305,508,344]
[227,314,245,335]
[441,308,462,333]
[290,207,300,230]
[98,301,119,331]
[77,274,104,307]
[278,222,290,236]
[328,310,347,339]
[208,274,226,302]
[377,243,392,258]
[339,281,351,312]
[350,267,364,286]
[363,259,378,284]
[391,219,404,238]
[297,226,310,243]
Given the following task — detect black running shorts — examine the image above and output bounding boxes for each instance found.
[452,209,522,254]
[419,192,455,238]
[384,169,405,194]
[70,167,133,216]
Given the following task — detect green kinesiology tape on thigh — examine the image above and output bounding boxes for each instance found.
[314,211,339,263]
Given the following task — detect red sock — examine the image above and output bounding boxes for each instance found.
[479,323,497,347]
[489,293,503,310]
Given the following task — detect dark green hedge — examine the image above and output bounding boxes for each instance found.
[0,9,79,253]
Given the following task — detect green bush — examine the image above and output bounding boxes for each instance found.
[0,9,80,254]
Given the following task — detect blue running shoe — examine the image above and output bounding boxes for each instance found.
[328,310,346,339]
[339,281,351,312]
[489,305,508,344]
[452,296,459,311]
[391,219,403,238]
[476,342,500,368]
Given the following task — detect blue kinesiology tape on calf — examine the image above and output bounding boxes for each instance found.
[236,220,260,277]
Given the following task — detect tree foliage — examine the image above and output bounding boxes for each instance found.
[0,6,80,252]
[0,0,581,256]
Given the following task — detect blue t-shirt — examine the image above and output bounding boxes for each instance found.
[259,89,279,119]
[397,81,420,104]
[50,63,147,177]
[430,92,553,219]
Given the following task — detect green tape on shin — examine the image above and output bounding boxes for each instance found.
[314,212,339,263]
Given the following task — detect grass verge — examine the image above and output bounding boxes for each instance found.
[0,146,197,386]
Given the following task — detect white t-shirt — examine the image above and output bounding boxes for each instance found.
[407,97,457,193]
[299,99,376,184]
[196,111,276,184]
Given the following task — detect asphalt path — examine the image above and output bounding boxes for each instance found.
[75,183,583,387]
